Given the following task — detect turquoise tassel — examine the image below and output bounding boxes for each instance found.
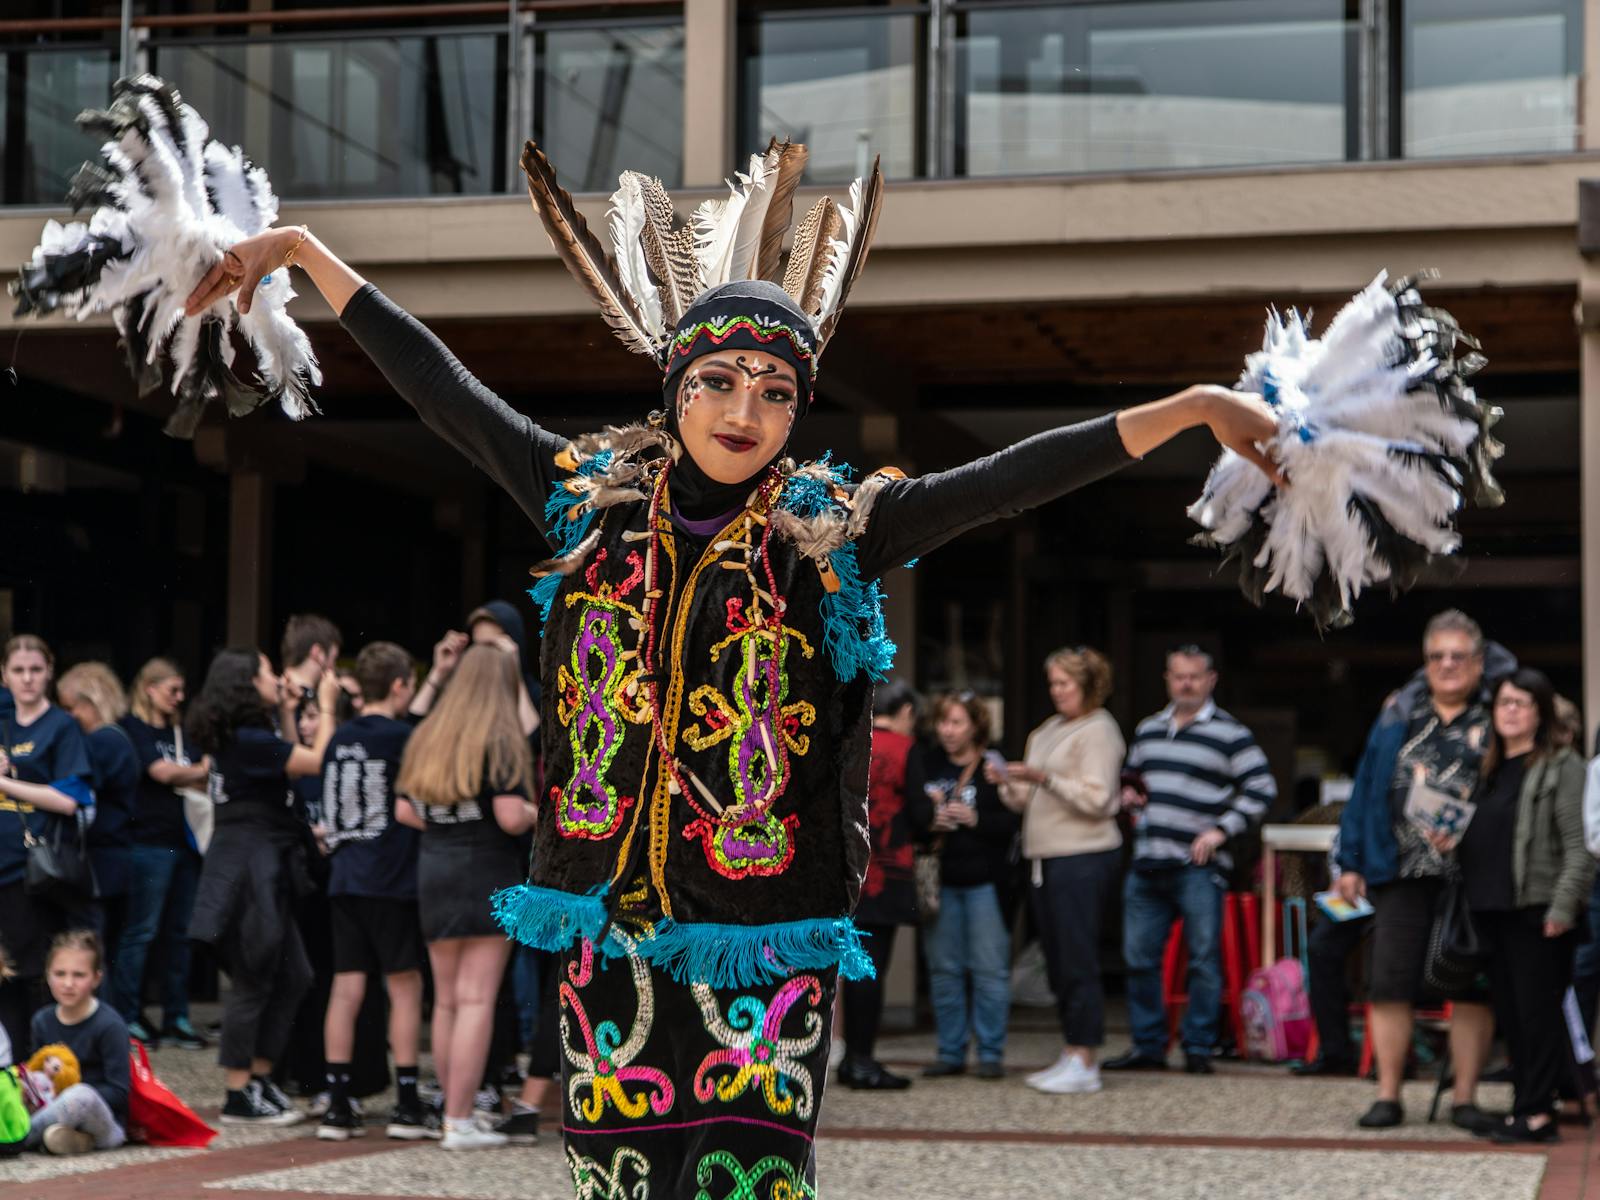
[491,881,612,951]
[636,915,875,989]
[777,459,899,683]
[527,450,613,627]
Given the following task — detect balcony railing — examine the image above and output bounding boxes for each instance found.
[0,0,1584,207]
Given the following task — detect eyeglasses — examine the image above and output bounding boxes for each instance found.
[1425,651,1478,664]
[1494,695,1536,711]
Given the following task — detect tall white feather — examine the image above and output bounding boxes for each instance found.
[608,172,664,338]
[691,148,773,287]
[813,177,863,325]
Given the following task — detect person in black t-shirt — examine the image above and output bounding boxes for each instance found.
[0,635,94,1060]
[115,657,210,1049]
[316,641,429,1143]
[396,644,535,1151]
[55,663,141,966]
[186,646,340,1126]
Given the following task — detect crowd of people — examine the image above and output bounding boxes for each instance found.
[3,600,1597,1159]
[0,606,557,1156]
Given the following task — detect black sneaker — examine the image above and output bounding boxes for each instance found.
[1451,1103,1503,1136]
[126,1018,160,1048]
[160,1017,208,1051]
[1184,1053,1215,1076]
[493,1109,540,1145]
[922,1060,966,1078]
[253,1075,298,1118]
[473,1085,502,1116]
[838,1057,913,1091]
[387,1102,439,1141]
[316,1103,366,1142]
[222,1080,304,1127]
[1101,1049,1168,1072]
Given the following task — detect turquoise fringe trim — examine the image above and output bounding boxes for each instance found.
[635,915,875,990]
[493,883,876,990]
[778,458,898,683]
[491,881,615,952]
[527,450,614,628]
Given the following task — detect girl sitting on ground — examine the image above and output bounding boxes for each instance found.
[26,930,130,1155]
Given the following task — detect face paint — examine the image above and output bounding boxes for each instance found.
[678,372,704,423]
[734,354,779,382]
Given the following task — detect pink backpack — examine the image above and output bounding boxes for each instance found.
[1242,958,1313,1062]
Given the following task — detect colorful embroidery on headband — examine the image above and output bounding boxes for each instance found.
[777,459,895,682]
[684,811,799,880]
[669,315,817,380]
[566,1146,653,1200]
[691,974,824,1120]
[693,1151,816,1200]
[560,936,675,1123]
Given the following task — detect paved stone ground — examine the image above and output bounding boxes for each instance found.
[5,1014,1594,1199]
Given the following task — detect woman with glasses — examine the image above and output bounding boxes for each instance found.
[908,692,1019,1078]
[1454,668,1592,1143]
[992,647,1123,1095]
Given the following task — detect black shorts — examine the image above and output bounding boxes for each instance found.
[329,895,423,976]
[1366,877,1488,1005]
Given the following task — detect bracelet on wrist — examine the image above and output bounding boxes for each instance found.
[282,225,310,270]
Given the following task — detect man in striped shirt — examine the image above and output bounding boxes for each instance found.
[1103,645,1276,1074]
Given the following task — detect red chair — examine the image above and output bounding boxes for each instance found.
[1160,892,1258,1053]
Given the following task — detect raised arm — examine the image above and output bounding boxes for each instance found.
[184,228,568,533]
[854,385,1280,580]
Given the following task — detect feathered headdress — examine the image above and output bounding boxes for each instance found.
[520,138,882,386]
[10,74,320,438]
[1188,273,1503,629]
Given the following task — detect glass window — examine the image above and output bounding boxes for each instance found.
[740,9,923,183]
[535,23,685,190]
[955,1,1354,176]
[5,48,113,205]
[1403,0,1582,158]
[151,32,502,199]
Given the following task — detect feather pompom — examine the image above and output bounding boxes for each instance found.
[9,73,320,437]
[1189,273,1502,629]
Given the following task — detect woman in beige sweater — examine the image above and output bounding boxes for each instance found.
[991,647,1126,1095]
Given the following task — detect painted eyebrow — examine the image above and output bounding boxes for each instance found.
[700,357,798,388]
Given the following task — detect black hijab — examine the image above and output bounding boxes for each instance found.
[659,281,818,521]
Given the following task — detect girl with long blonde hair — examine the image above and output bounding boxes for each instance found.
[395,644,534,1150]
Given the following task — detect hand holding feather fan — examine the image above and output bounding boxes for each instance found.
[1187,273,1503,629]
[10,74,320,438]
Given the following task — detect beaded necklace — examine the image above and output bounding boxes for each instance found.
[637,462,791,830]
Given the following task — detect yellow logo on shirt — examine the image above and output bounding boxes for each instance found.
[8,741,33,757]
[0,797,35,814]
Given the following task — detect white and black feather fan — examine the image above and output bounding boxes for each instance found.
[10,75,320,438]
[1188,273,1503,629]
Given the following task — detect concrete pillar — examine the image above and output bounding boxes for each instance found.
[682,0,736,186]
[1581,179,1600,751]
[227,471,274,648]
[1584,0,1600,151]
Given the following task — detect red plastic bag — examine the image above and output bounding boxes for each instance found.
[127,1039,217,1147]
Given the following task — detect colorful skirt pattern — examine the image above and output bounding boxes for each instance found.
[556,934,836,1199]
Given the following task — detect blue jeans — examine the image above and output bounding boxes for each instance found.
[924,882,1011,1064]
[111,844,200,1026]
[1123,865,1224,1057]
[512,944,541,1048]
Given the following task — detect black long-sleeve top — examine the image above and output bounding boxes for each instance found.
[338,285,1134,578]
[904,744,1020,889]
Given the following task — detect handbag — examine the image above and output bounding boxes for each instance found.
[22,807,98,905]
[126,1039,217,1147]
[1423,879,1484,995]
[913,759,980,925]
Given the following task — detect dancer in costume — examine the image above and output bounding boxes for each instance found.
[177,139,1277,1197]
[18,76,1500,1198]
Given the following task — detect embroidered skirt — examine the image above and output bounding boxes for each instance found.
[557,936,835,1198]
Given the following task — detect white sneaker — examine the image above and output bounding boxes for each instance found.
[441,1119,508,1151]
[1030,1056,1102,1095]
[1025,1052,1073,1087]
